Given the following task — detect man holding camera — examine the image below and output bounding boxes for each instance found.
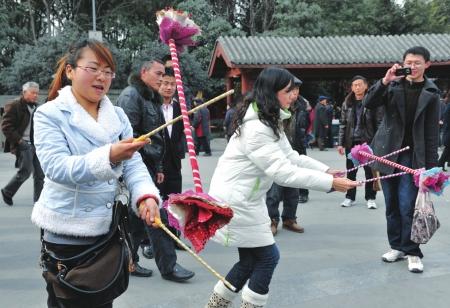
[363,46,440,273]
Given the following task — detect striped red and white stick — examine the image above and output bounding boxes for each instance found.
[168,38,203,193]
[346,146,410,173]
[358,151,419,175]
[358,171,409,184]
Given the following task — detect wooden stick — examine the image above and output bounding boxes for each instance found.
[153,216,237,291]
[134,89,234,142]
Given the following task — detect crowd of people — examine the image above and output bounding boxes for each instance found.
[0,39,447,307]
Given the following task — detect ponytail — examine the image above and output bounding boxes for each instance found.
[47,55,71,101]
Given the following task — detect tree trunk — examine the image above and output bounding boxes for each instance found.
[27,0,37,44]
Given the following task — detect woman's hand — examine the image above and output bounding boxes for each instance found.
[138,198,160,228]
[109,137,149,165]
[332,177,360,192]
[326,168,346,178]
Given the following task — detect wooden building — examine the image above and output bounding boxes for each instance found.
[208,34,450,104]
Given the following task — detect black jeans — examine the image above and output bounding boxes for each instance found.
[381,153,422,258]
[3,142,44,202]
[266,183,299,222]
[195,136,211,154]
[128,206,177,275]
[296,147,309,198]
[225,244,280,294]
[42,242,113,308]
[344,147,377,201]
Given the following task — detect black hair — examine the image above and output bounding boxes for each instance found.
[351,75,368,83]
[232,66,294,139]
[161,54,172,64]
[164,67,175,77]
[403,46,431,62]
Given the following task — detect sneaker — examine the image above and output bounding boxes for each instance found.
[340,198,355,207]
[367,199,377,209]
[382,249,406,262]
[407,255,424,273]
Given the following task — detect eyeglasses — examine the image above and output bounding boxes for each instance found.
[76,66,115,79]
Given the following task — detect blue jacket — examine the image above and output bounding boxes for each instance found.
[31,86,161,237]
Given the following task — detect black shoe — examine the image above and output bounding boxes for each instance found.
[162,263,195,282]
[203,153,212,157]
[298,195,309,203]
[141,244,154,259]
[1,189,13,206]
[130,263,153,277]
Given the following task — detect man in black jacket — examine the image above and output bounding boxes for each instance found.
[338,75,383,209]
[267,78,306,235]
[1,82,44,206]
[364,46,440,274]
[117,60,194,282]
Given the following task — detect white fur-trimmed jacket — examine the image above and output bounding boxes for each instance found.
[209,103,333,248]
[31,86,161,237]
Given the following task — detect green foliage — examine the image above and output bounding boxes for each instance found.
[0,25,83,94]
[177,0,244,95]
[1,0,449,95]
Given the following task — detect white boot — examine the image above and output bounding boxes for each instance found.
[205,280,238,308]
[240,285,268,308]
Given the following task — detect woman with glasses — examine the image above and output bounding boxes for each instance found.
[31,39,161,307]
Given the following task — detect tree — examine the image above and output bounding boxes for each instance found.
[267,0,324,36]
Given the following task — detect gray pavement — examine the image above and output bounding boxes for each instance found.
[1,139,450,308]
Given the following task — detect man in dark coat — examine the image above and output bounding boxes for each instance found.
[267,78,307,235]
[117,60,194,281]
[1,82,44,206]
[363,46,440,274]
[193,98,212,156]
[338,75,384,209]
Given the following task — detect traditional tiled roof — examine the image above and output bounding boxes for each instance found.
[214,34,450,66]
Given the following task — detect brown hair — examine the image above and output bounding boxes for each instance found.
[48,39,116,101]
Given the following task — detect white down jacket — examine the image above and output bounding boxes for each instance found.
[209,103,333,248]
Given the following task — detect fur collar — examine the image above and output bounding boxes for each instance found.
[128,73,157,101]
[52,86,121,144]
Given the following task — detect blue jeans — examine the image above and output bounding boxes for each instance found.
[225,244,280,295]
[266,183,299,222]
[380,153,422,257]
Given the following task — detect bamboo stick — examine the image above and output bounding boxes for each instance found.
[153,217,237,291]
[134,89,234,142]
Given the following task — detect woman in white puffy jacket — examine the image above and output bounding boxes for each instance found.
[32,39,161,307]
[205,67,359,308]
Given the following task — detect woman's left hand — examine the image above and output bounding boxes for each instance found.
[138,198,160,228]
[326,168,346,178]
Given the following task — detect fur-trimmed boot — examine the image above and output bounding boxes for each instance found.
[240,285,268,308]
[205,280,238,308]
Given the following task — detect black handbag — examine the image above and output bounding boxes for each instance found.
[40,194,135,306]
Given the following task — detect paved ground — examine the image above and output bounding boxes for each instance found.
[1,139,449,308]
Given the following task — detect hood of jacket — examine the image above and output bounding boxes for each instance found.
[243,102,291,124]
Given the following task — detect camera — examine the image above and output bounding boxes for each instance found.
[395,67,412,76]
